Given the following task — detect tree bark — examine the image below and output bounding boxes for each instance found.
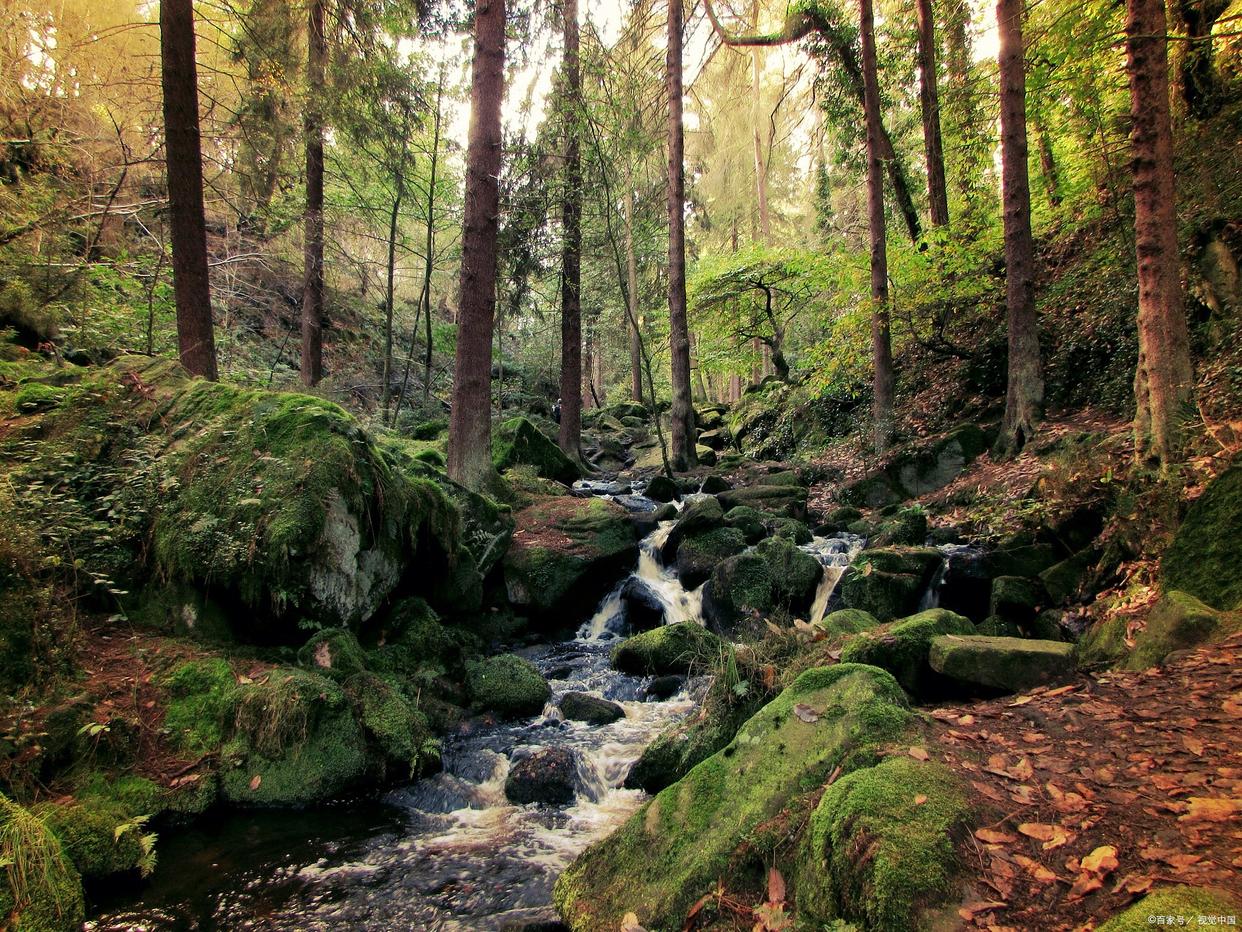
[1128,0,1195,467]
[994,0,1043,457]
[750,10,771,243]
[160,0,218,380]
[916,0,949,228]
[559,0,583,457]
[382,149,406,418]
[1034,116,1062,208]
[300,0,325,387]
[861,0,894,453]
[667,0,697,469]
[624,184,643,405]
[447,0,506,491]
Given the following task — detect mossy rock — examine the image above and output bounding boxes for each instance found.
[466,654,550,718]
[370,596,473,681]
[0,795,85,932]
[1076,613,1131,668]
[1162,462,1242,610]
[716,484,807,519]
[977,614,1023,638]
[840,548,943,622]
[766,516,813,544]
[221,667,371,806]
[675,526,746,588]
[797,757,972,931]
[161,657,240,755]
[838,473,904,508]
[755,536,822,612]
[1097,885,1240,931]
[839,609,975,700]
[1039,547,1100,605]
[553,664,912,932]
[296,627,368,679]
[624,698,755,794]
[644,475,678,503]
[610,623,726,676]
[345,672,438,777]
[503,496,638,622]
[989,536,1062,578]
[989,575,1043,623]
[13,382,64,414]
[701,552,775,640]
[722,505,767,543]
[1123,590,1242,670]
[492,416,581,486]
[668,495,725,546]
[37,797,146,880]
[820,608,880,638]
[929,635,1076,693]
[871,507,928,547]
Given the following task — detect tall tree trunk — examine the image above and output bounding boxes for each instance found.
[1128,0,1195,467]
[750,11,771,243]
[160,0,218,380]
[559,0,582,457]
[422,73,445,403]
[300,0,325,387]
[941,0,988,225]
[916,0,949,228]
[447,0,506,491]
[1033,115,1062,208]
[667,0,696,469]
[861,0,894,453]
[994,0,1044,457]
[382,149,406,419]
[624,184,643,405]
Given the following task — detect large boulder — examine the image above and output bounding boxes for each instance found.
[610,622,725,675]
[1162,462,1242,610]
[1123,590,1241,670]
[505,747,579,805]
[493,416,582,485]
[466,654,551,718]
[839,548,943,622]
[560,692,625,725]
[553,664,912,932]
[838,425,988,506]
[701,552,774,639]
[661,495,724,560]
[674,526,747,588]
[928,634,1076,693]
[819,608,880,639]
[716,483,808,519]
[503,497,638,624]
[618,576,666,632]
[754,536,822,613]
[839,608,975,700]
[989,575,1044,625]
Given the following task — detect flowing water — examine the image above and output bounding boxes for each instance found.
[89,506,702,932]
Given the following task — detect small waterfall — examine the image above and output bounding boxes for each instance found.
[800,533,865,625]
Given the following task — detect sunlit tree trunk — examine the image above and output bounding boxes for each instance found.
[447,0,506,491]
[1128,0,1195,467]
[750,3,771,244]
[300,0,325,386]
[994,0,1044,458]
[916,0,949,228]
[861,0,894,453]
[160,0,218,380]
[558,0,582,457]
[624,185,643,405]
[667,0,697,469]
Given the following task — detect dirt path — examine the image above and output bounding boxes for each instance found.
[925,632,1242,930]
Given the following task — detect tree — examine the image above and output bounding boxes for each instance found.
[1127,0,1195,467]
[447,0,506,491]
[916,0,949,227]
[301,0,326,387]
[160,0,218,380]
[994,0,1043,457]
[861,0,893,453]
[667,0,697,470]
[624,183,644,405]
[559,0,583,458]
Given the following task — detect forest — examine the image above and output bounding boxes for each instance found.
[0,0,1240,928]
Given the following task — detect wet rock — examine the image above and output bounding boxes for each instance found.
[754,536,822,613]
[929,634,1076,693]
[675,527,747,588]
[610,494,657,514]
[661,496,725,561]
[839,608,975,700]
[467,654,551,719]
[935,545,993,623]
[505,747,578,805]
[722,505,767,543]
[571,479,630,497]
[644,674,685,700]
[699,474,731,494]
[839,547,944,622]
[702,552,774,640]
[1039,547,1101,605]
[610,623,725,676]
[619,577,666,632]
[560,692,625,725]
[644,475,678,503]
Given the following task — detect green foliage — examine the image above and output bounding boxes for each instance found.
[0,794,85,932]
[161,658,240,755]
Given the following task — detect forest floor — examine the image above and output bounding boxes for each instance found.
[925,631,1242,931]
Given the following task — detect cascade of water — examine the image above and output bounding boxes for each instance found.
[800,532,865,625]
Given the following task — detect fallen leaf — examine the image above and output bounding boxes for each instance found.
[1182,735,1205,756]
[249,774,262,791]
[909,746,930,762]
[1066,872,1103,900]
[914,794,928,805]
[1012,854,1058,883]
[1179,797,1242,824]
[1081,845,1119,875]
[958,901,1007,922]
[976,828,1017,844]
[1018,823,1071,849]
[792,703,820,724]
[767,867,786,905]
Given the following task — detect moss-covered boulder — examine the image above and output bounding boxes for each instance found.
[221,667,371,806]
[820,608,880,638]
[797,757,972,931]
[989,575,1043,624]
[1039,547,1100,605]
[644,475,678,503]
[1097,886,1240,931]
[755,536,822,613]
[839,548,943,622]
[503,496,638,623]
[1124,590,1242,670]
[871,507,929,547]
[297,628,367,678]
[345,672,438,776]
[674,526,747,588]
[716,484,807,519]
[553,664,911,932]
[701,552,775,639]
[466,653,550,718]
[838,426,988,507]
[722,505,767,543]
[560,692,625,725]
[37,796,149,880]
[0,795,85,932]
[161,657,240,755]
[929,635,1076,693]
[492,416,581,485]
[839,609,975,700]
[1163,463,1242,610]
[610,623,725,675]
[624,700,753,795]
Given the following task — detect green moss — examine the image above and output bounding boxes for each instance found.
[675,527,746,586]
[840,548,943,622]
[1163,463,1242,610]
[928,635,1076,692]
[161,658,240,754]
[296,628,368,679]
[871,507,928,547]
[722,506,766,543]
[465,654,550,718]
[345,673,438,777]
[1077,613,1130,667]
[797,757,971,931]
[0,795,85,932]
[610,623,727,676]
[989,575,1042,621]
[553,665,911,932]
[1123,590,1242,670]
[37,798,144,880]
[820,609,880,638]
[12,382,64,415]
[839,609,975,699]
[716,484,807,518]
[755,536,822,609]
[1097,886,1240,931]
[492,416,581,485]
[702,552,775,638]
